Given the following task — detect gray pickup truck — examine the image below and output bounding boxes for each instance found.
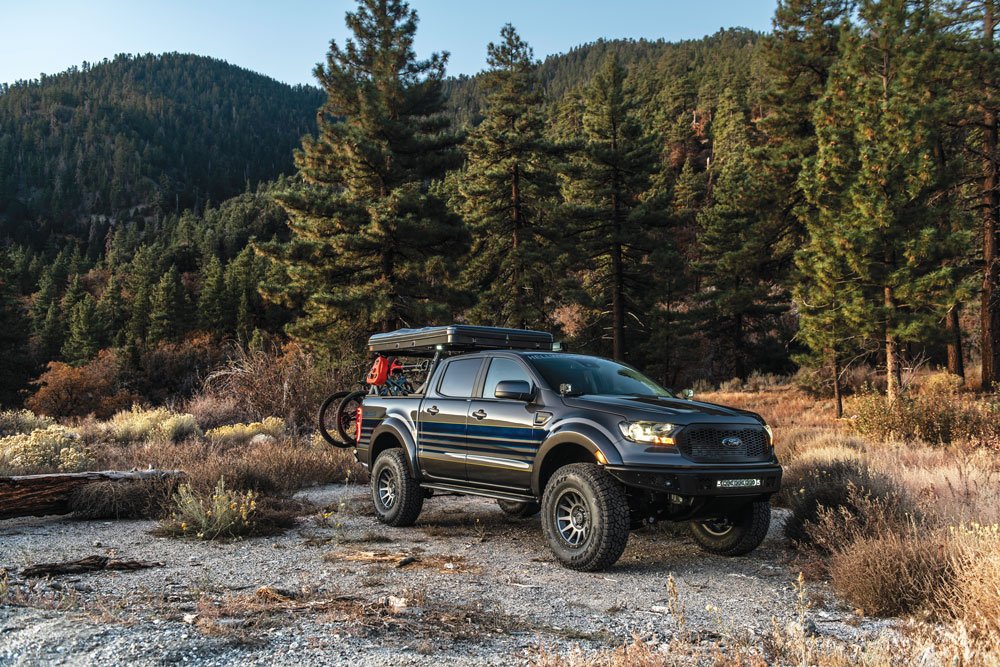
[352,325,781,571]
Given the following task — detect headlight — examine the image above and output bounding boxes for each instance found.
[764,424,773,443]
[619,421,679,445]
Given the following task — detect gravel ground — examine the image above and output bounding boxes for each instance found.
[0,484,894,666]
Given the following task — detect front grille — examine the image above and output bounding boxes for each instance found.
[678,425,770,462]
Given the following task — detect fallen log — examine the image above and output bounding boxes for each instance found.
[21,555,163,578]
[0,470,185,520]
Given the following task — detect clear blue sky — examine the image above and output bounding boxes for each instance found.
[1,1,777,87]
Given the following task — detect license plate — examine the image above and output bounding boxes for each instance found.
[717,478,761,488]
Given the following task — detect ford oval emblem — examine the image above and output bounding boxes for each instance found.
[721,436,743,448]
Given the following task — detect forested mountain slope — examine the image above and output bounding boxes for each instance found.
[0,53,323,244]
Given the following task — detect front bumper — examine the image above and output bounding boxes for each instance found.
[605,463,782,497]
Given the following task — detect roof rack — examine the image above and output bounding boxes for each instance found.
[367,325,554,356]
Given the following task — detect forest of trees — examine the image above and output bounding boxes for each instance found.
[1,0,998,412]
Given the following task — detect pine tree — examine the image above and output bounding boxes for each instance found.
[560,54,659,360]
[197,255,229,335]
[36,302,64,361]
[800,1,967,400]
[62,294,101,364]
[97,273,127,347]
[263,0,468,346]
[147,266,188,342]
[456,25,559,329]
[0,260,31,406]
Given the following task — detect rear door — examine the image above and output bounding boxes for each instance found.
[465,356,543,491]
[416,356,484,482]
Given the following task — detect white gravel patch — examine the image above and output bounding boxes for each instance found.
[0,485,894,665]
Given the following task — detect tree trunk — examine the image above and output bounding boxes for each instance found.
[0,470,184,520]
[982,2,1000,390]
[885,286,901,401]
[610,186,625,361]
[832,352,843,419]
[946,304,965,380]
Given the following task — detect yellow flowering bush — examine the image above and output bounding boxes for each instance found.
[103,406,202,444]
[205,417,285,446]
[0,409,54,437]
[0,425,93,472]
[162,479,258,539]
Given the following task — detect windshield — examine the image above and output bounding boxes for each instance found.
[527,354,673,398]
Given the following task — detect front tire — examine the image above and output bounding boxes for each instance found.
[690,500,771,556]
[497,499,539,518]
[370,449,424,527]
[540,463,630,571]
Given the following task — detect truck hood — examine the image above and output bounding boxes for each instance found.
[561,395,765,425]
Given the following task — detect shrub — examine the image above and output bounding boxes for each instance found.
[158,479,301,539]
[131,335,227,404]
[851,386,1000,445]
[778,457,915,547]
[158,413,202,443]
[68,477,178,519]
[945,523,1000,638]
[183,393,244,430]
[202,342,363,429]
[161,479,258,539]
[0,409,53,437]
[0,425,92,473]
[827,528,953,617]
[206,417,285,446]
[99,406,202,444]
[25,350,137,419]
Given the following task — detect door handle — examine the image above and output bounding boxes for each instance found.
[426,406,439,415]
[471,409,487,420]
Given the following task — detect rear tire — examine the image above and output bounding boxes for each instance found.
[690,500,771,556]
[335,390,366,444]
[370,448,424,527]
[317,391,351,447]
[497,499,539,518]
[540,463,630,571]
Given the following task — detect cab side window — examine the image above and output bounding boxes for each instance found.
[482,358,532,399]
[437,358,482,397]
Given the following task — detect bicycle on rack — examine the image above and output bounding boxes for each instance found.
[317,355,429,447]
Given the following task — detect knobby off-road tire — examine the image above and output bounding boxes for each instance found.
[540,463,630,571]
[317,391,351,447]
[335,390,366,444]
[689,500,771,557]
[371,448,424,527]
[496,499,540,518]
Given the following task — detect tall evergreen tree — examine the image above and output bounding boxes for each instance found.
[800,1,967,400]
[561,55,659,360]
[148,265,188,342]
[0,260,32,406]
[695,89,791,378]
[62,294,101,364]
[263,0,468,345]
[197,255,229,335]
[456,25,559,329]
[96,273,127,347]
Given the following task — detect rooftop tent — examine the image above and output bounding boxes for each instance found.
[367,325,554,356]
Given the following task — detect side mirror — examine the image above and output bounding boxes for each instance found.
[495,380,534,402]
[681,389,695,400]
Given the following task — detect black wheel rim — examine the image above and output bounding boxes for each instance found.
[377,468,397,509]
[555,489,589,548]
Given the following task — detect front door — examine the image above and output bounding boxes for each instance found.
[466,357,543,491]
[417,357,484,481]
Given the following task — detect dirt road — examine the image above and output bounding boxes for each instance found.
[0,485,891,666]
